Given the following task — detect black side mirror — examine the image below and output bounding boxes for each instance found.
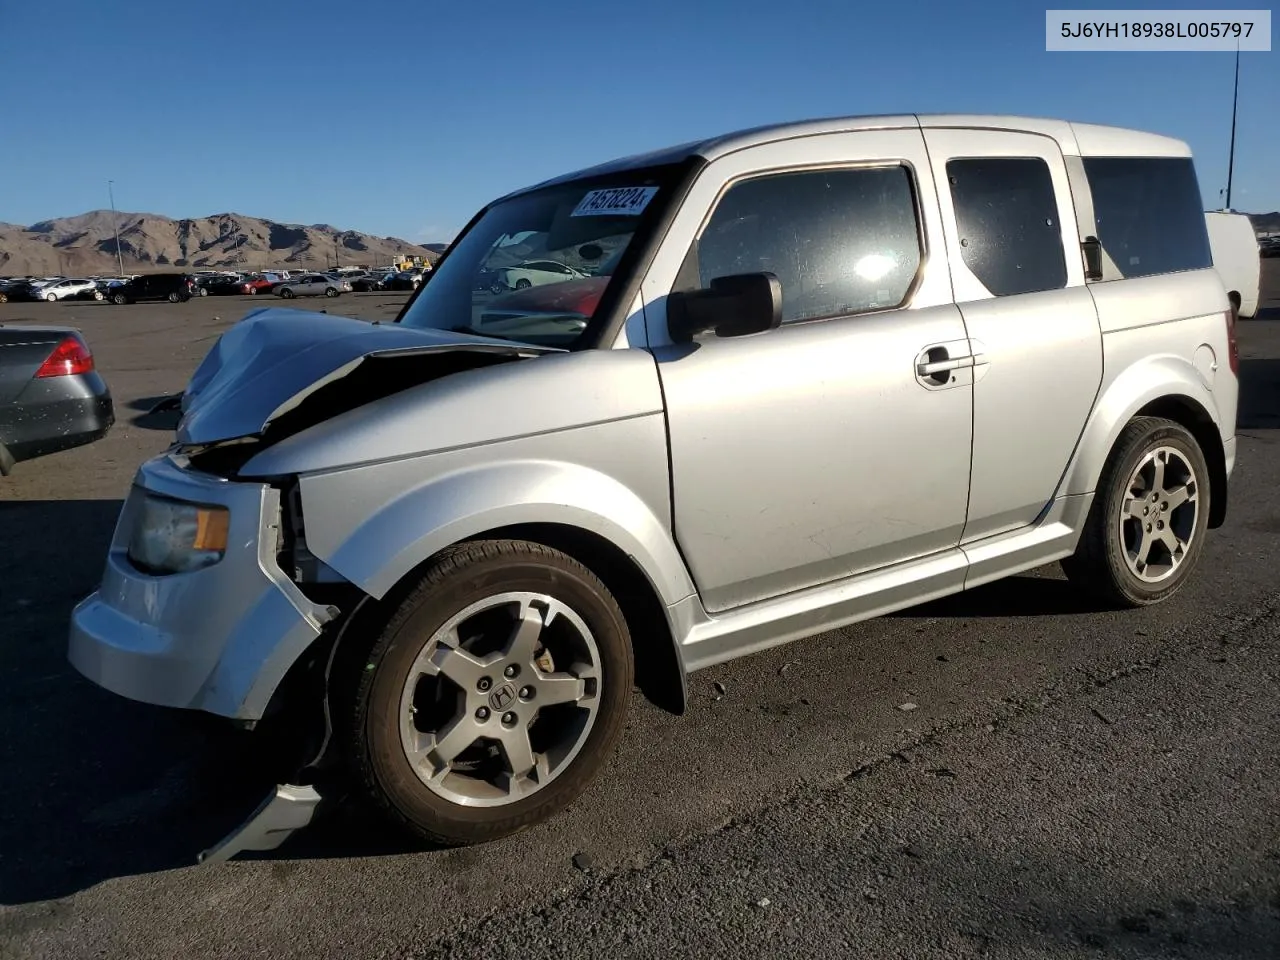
[1082,236,1103,281]
[667,272,783,342]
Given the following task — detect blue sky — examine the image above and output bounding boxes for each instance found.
[2,0,1275,243]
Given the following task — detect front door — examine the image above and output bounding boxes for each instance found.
[921,127,1103,543]
[640,129,975,613]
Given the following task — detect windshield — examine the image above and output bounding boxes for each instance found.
[398,167,678,348]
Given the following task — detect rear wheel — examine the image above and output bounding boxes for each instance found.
[199,287,208,297]
[281,288,295,298]
[167,291,180,303]
[111,292,126,305]
[45,292,57,302]
[514,278,532,290]
[324,287,338,298]
[1063,416,1210,607]
[347,540,633,846]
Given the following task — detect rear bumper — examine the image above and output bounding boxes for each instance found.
[68,456,335,720]
[0,372,114,465]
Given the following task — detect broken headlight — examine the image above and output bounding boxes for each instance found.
[127,493,230,574]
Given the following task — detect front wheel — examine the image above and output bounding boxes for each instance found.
[514,278,532,290]
[346,539,633,846]
[280,288,294,298]
[324,287,338,297]
[1063,416,1210,607]
[46,292,57,302]
[111,292,126,305]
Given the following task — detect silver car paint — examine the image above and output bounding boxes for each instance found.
[293,414,692,607]
[178,308,556,445]
[67,455,334,719]
[920,127,1104,543]
[673,490,1095,673]
[523,114,1187,202]
[276,275,350,297]
[1059,269,1236,500]
[68,114,1239,723]
[238,348,663,476]
[638,128,971,612]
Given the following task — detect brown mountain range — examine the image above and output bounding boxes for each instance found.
[0,210,442,276]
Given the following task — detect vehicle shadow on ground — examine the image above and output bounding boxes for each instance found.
[0,499,279,904]
[890,572,1113,619]
[126,394,182,431]
[1238,357,1280,429]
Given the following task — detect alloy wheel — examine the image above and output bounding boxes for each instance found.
[397,591,602,808]
[1118,445,1199,583]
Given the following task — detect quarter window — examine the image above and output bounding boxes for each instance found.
[946,157,1067,297]
[679,165,923,325]
[1082,157,1212,278]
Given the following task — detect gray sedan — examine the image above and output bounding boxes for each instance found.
[274,274,352,299]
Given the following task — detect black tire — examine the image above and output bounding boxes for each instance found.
[346,539,634,846]
[167,291,180,303]
[324,287,338,298]
[199,287,208,297]
[281,288,294,298]
[111,292,126,304]
[514,278,532,290]
[0,293,7,303]
[1062,416,1211,607]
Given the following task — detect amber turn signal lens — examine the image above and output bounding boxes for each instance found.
[193,507,230,551]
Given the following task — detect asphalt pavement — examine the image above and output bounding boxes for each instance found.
[0,283,1277,959]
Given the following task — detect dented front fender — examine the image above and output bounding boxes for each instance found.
[294,415,694,608]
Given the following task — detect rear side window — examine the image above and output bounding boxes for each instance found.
[681,165,922,324]
[946,157,1067,297]
[1082,157,1212,278]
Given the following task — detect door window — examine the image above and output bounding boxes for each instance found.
[1081,157,1212,278]
[676,165,923,325]
[945,157,1067,297]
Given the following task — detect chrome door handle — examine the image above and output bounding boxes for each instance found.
[916,355,975,377]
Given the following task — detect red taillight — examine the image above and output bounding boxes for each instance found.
[35,336,95,378]
[1224,309,1239,377]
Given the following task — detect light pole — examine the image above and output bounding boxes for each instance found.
[107,180,125,276]
[1224,44,1240,210]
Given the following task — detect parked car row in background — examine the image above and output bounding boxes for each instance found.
[0,264,429,304]
[6,232,1274,309]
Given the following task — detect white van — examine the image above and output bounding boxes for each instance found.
[1205,211,1260,319]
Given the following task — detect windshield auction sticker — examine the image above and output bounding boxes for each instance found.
[571,186,660,217]
[1046,9,1271,50]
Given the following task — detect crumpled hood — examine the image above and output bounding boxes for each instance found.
[177,307,556,445]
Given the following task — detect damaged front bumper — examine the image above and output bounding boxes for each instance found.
[68,453,336,721]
